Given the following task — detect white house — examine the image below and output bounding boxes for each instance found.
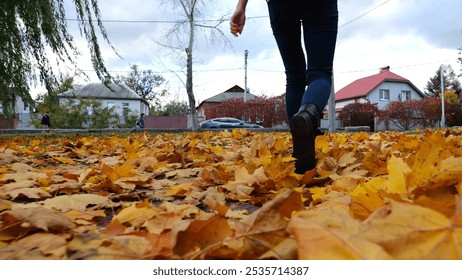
[324,66,425,131]
[0,96,34,129]
[58,78,149,126]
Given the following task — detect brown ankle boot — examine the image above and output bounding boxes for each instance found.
[289,103,321,174]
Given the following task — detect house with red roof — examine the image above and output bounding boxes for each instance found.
[330,66,425,131]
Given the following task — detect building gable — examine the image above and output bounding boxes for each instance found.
[335,66,424,101]
[196,85,259,121]
[200,85,258,104]
[59,81,144,102]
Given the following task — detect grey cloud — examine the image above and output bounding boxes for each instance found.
[338,0,462,49]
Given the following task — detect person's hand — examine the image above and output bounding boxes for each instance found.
[230,10,246,37]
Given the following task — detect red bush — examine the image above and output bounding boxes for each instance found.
[338,103,378,129]
[205,95,287,127]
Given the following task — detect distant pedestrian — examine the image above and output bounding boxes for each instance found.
[130,113,145,132]
[40,112,51,130]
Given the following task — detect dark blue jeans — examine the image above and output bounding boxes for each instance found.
[267,0,338,120]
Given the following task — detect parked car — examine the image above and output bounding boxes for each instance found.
[200,117,263,129]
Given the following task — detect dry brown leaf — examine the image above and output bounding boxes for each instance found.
[2,206,76,232]
[40,194,110,212]
[0,233,70,260]
[173,214,234,259]
[6,187,52,200]
[1,128,462,260]
[229,189,304,259]
[10,162,34,173]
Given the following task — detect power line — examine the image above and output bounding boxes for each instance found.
[65,18,177,24]
[65,15,267,24]
[339,0,392,28]
[65,0,391,29]
[65,0,392,28]
[334,59,459,75]
[87,58,457,76]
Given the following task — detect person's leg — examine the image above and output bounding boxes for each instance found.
[267,0,306,121]
[301,0,338,112]
[290,0,338,174]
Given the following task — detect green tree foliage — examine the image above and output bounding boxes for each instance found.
[424,65,461,97]
[338,103,378,130]
[0,0,114,121]
[56,98,120,129]
[34,75,76,112]
[114,65,167,107]
[31,75,76,128]
[33,97,120,129]
[153,100,190,116]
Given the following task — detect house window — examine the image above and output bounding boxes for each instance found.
[402,90,411,100]
[122,103,130,118]
[24,102,29,111]
[379,89,390,101]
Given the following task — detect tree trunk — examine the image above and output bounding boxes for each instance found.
[186,0,199,131]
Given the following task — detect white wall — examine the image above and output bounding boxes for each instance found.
[368,82,421,110]
[0,96,35,129]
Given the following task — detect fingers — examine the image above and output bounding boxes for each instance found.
[230,23,242,37]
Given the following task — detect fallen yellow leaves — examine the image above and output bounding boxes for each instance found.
[0,128,461,259]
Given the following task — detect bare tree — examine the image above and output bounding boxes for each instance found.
[158,0,230,131]
[458,45,462,78]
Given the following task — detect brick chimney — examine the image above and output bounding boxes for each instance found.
[380,66,390,72]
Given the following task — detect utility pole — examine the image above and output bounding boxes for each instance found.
[244,50,248,102]
[328,74,336,132]
[440,65,446,128]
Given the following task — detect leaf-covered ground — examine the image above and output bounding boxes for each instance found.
[0,129,461,259]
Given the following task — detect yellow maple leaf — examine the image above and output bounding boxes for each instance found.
[122,138,145,161]
[289,216,392,259]
[112,201,159,229]
[385,155,411,196]
[349,183,386,220]
[101,162,137,182]
[52,156,77,165]
[363,200,462,259]
[166,183,193,197]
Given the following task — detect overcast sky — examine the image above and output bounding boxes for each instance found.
[55,0,462,104]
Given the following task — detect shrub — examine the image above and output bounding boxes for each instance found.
[338,102,378,129]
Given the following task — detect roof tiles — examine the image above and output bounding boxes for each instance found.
[335,67,409,101]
